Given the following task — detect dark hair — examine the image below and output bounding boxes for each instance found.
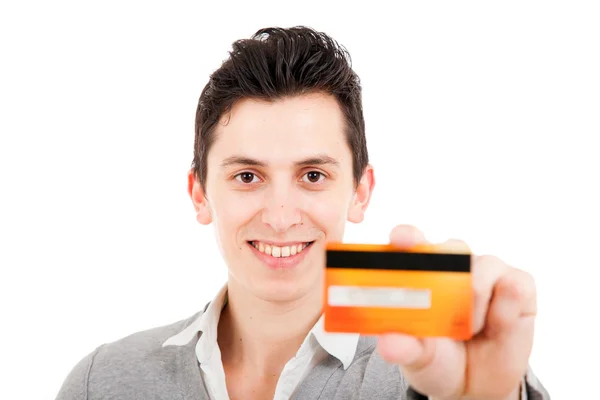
[191,26,368,190]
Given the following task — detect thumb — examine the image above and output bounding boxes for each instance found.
[378,333,432,367]
[378,334,465,399]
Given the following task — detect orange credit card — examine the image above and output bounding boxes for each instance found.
[323,243,473,340]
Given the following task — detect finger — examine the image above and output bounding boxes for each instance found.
[485,269,537,339]
[438,238,471,253]
[484,275,521,339]
[471,255,511,334]
[378,334,465,399]
[514,268,537,317]
[389,225,428,247]
[466,271,536,396]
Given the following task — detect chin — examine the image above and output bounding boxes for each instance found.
[253,275,322,304]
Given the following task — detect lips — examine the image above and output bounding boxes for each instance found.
[246,238,317,270]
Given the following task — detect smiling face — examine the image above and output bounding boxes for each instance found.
[188,92,374,303]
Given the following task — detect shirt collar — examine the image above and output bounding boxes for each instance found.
[162,284,228,364]
[310,315,359,369]
[162,285,359,369]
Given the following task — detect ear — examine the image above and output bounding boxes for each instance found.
[187,170,212,225]
[347,164,375,224]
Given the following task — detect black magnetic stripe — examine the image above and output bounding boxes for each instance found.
[326,250,470,272]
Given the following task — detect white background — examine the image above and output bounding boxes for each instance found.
[1,1,598,399]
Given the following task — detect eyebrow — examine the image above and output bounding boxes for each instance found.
[220,154,340,168]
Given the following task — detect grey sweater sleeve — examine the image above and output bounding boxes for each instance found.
[55,348,100,400]
[524,365,552,399]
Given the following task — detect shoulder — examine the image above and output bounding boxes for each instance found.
[55,310,204,400]
[95,310,203,361]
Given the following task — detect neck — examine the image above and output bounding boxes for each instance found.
[217,277,322,374]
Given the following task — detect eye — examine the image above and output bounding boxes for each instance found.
[235,172,260,184]
[302,171,325,184]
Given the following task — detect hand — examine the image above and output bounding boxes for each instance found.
[377,225,537,400]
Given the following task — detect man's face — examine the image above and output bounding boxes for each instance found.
[189,93,373,303]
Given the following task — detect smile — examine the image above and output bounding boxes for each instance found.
[249,241,314,258]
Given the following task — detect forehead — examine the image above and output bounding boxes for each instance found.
[208,93,350,167]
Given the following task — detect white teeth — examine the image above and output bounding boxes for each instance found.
[251,241,311,258]
[272,246,281,257]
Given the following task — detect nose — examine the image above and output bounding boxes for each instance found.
[261,182,302,233]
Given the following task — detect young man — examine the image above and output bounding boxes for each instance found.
[56,27,550,400]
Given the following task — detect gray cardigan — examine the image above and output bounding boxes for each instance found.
[55,308,550,400]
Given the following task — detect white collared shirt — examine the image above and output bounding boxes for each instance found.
[163,285,360,400]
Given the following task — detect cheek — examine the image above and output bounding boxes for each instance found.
[301,191,350,234]
[211,190,262,242]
